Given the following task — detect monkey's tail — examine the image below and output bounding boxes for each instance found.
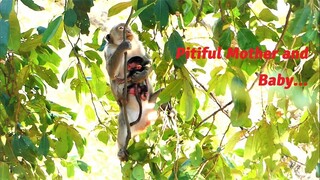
[129,87,142,126]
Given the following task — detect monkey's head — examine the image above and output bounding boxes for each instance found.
[106,23,134,45]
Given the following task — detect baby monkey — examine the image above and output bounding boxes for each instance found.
[127,56,150,101]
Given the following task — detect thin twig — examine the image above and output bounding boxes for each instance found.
[219,122,231,147]
[64,30,107,128]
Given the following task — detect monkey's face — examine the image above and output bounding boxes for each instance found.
[107,23,134,45]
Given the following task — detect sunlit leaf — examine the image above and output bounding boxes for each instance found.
[84,105,95,121]
[224,130,245,153]
[66,162,75,177]
[259,8,278,22]
[97,131,109,145]
[108,1,131,17]
[179,80,196,122]
[90,63,107,98]
[8,11,21,51]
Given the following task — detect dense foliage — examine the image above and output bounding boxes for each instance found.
[0,0,319,179]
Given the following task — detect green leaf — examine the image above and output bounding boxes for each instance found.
[42,16,62,44]
[34,65,59,89]
[0,19,9,58]
[8,11,21,51]
[64,9,77,27]
[0,0,13,19]
[256,26,278,42]
[68,126,84,158]
[21,0,44,11]
[66,162,75,177]
[73,8,90,35]
[132,164,145,180]
[190,144,203,167]
[97,131,109,145]
[288,5,311,35]
[90,63,107,98]
[230,76,252,127]
[16,65,30,91]
[237,28,260,50]
[84,105,95,121]
[305,150,319,173]
[158,79,183,105]
[0,162,9,180]
[108,1,131,17]
[132,2,155,19]
[61,66,75,83]
[302,29,317,43]
[45,158,55,174]
[77,160,90,173]
[19,35,43,52]
[85,50,103,65]
[73,0,94,12]
[179,80,196,122]
[166,30,186,68]
[165,0,182,14]
[262,0,277,10]
[259,8,278,22]
[243,131,256,160]
[55,140,68,158]
[155,0,169,30]
[224,130,245,153]
[38,134,50,157]
[137,0,156,28]
[219,28,233,49]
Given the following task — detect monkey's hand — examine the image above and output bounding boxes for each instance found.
[131,69,149,83]
[118,40,132,51]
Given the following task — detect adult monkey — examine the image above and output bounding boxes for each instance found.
[104,23,161,161]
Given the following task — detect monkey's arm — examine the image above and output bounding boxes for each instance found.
[106,40,131,79]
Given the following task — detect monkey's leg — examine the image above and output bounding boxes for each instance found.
[117,111,130,161]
